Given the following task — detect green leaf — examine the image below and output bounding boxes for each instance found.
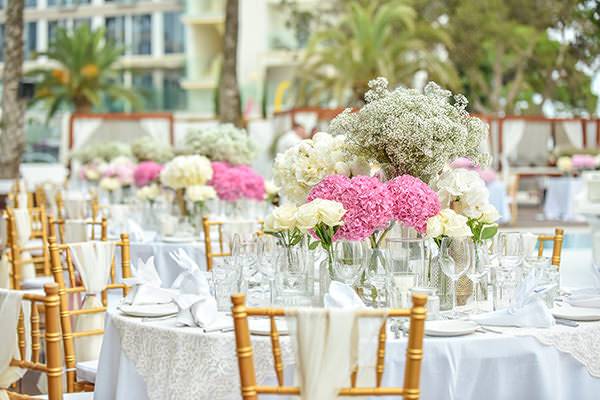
[309,241,320,250]
[479,224,498,241]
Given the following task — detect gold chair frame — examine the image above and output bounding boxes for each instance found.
[537,227,564,268]
[5,206,51,289]
[231,293,428,400]
[48,234,131,392]
[6,283,63,400]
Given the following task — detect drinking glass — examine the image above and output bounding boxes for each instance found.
[211,258,241,311]
[257,235,278,304]
[386,238,425,308]
[438,237,472,317]
[333,240,366,285]
[468,239,492,313]
[498,232,524,269]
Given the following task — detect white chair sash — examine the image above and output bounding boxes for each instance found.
[0,254,9,289]
[69,241,116,362]
[64,198,87,220]
[64,220,88,243]
[0,289,31,400]
[286,309,357,400]
[12,209,35,281]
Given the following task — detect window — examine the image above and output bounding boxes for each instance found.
[131,14,152,55]
[25,0,37,8]
[132,69,158,110]
[164,12,184,54]
[105,16,126,46]
[47,20,68,42]
[24,22,37,60]
[74,18,92,30]
[163,68,187,110]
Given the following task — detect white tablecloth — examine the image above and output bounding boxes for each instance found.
[127,240,207,287]
[94,309,600,400]
[544,177,585,221]
[487,180,511,223]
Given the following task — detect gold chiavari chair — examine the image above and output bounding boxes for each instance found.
[48,234,131,392]
[537,227,565,268]
[48,215,108,244]
[4,283,67,400]
[231,293,428,400]
[202,217,263,271]
[7,179,35,209]
[6,207,52,290]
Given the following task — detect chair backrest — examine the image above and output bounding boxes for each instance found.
[202,217,263,271]
[537,227,564,268]
[48,234,131,391]
[5,207,51,289]
[48,215,108,243]
[231,294,427,400]
[6,283,63,400]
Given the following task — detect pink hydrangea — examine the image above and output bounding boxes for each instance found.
[133,161,163,187]
[386,175,440,233]
[477,168,497,183]
[572,154,597,170]
[210,162,265,202]
[308,175,394,241]
[103,160,135,186]
[450,157,475,169]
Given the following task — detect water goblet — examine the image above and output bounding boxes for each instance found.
[438,237,472,318]
[333,240,366,285]
[468,239,492,313]
[498,232,524,269]
[386,238,425,307]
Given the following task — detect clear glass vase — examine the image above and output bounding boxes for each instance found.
[356,247,390,308]
[274,240,311,306]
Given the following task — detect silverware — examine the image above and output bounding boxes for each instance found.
[555,318,579,327]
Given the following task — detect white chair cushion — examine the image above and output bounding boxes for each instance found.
[33,392,94,399]
[21,276,54,289]
[76,359,98,383]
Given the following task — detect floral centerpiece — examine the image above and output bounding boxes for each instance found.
[160,155,213,216]
[184,123,256,165]
[185,185,217,217]
[73,141,132,163]
[131,136,174,163]
[99,156,136,203]
[557,154,598,175]
[330,77,488,183]
[78,158,107,184]
[273,132,370,204]
[134,161,163,188]
[450,157,497,183]
[210,161,265,202]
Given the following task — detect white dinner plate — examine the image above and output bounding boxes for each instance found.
[161,236,197,243]
[425,320,478,337]
[552,306,600,321]
[249,318,289,336]
[118,303,179,318]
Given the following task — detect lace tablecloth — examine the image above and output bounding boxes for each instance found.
[95,310,600,400]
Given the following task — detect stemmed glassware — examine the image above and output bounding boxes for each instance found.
[467,239,495,313]
[257,235,278,304]
[332,240,366,285]
[498,232,524,269]
[438,237,472,317]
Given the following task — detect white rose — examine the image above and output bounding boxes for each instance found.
[85,169,100,181]
[480,203,500,223]
[296,202,320,230]
[263,214,277,232]
[272,203,298,230]
[333,161,351,176]
[100,177,121,192]
[426,215,444,238]
[264,180,280,196]
[315,199,345,226]
[137,184,160,201]
[185,185,216,202]
[442,209,472,237]
[557,156,572,173]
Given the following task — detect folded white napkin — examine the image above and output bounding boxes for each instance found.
[324,281,365,309]
[566,288,600,308]
[472,271,555,328]
[170,249,218,328]
[123,257,174,305]
[126,219,147,242]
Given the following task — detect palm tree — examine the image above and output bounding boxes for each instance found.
[30,25,139,120]
[0,0,26,179]
[219,0,242,127]
[295,0,458,106]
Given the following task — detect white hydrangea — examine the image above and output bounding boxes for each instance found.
[136,184,161,201]
[433,168,494,220]
[273,132,370,204]
[185,185,216,203]
[160,155,213,190]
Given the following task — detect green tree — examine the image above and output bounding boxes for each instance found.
[294,0,458,106]
[30,25,139,120]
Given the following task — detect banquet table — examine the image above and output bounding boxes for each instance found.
[544,177,584,221]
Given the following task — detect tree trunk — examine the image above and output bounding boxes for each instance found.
[0,0,25,179]
[219,0,242,127]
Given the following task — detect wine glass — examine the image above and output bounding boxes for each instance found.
[333,240,366,285]
[257,235,278,304]
[468,239,493,313]
[386,238,425,308]
[438,237,472,317]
